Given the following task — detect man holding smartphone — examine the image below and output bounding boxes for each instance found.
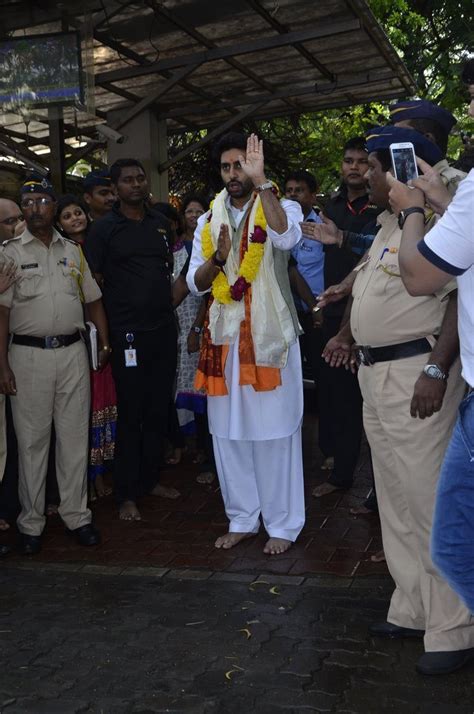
[304,125,474,675]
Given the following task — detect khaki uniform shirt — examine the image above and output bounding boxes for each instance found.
[351,211,455,347]
[0,227,102,337]
[433,159,466,197]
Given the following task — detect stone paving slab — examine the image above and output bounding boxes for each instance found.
[0,415,387,579]
[0,567,472,714]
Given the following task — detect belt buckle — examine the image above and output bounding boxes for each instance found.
[45,336,60,349]
[357,346,374,367]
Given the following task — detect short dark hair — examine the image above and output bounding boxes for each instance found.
[461,57,474,85]
[343,137,368,154]
[372,149,392,172]
[181,193,209,214]
[284,170,318,193]
[213,132,247,165]
[402,117,448,157]
[110,158,146,184]
[151,201,178,223]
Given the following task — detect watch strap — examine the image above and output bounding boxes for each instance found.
[398,206,425,229]
[255,181,274,193]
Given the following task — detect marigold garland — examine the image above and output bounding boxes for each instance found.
[201,194,270,304]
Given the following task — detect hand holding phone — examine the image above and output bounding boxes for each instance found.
[390,142,418,184]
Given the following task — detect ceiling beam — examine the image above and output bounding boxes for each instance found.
[244,0,334,80]
[157,68,400,121]
[113,63,202,131]
[158,102,267,172]
[96,19,361,84]
[150,2,299,112]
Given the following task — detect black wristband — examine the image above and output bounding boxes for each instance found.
[212,252,226,268]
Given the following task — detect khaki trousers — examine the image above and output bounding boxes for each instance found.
[359,354,474,651]
[9,341,91,536]
[0,395,6,481]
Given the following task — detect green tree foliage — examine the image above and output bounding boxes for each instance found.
[168,0,473,197]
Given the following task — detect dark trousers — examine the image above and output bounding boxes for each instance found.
[0,398,19,523]
[110,324,177,504]
[298,312,323,404]
[318,317,363,489]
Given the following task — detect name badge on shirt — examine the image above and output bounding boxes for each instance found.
[125,348,137,367]
[299,241,313,252]
[21,263,39,270]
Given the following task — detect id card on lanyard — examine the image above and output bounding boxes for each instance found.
[124,332,137,367]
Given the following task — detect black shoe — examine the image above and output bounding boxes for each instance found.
[20,534,42,556]
[416,648,474,675]
[369,621,425,639]
[66,524,101,546]
[0,544,11,557]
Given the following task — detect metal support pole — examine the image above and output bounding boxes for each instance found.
[48,106,66,195]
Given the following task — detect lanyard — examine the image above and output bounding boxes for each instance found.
[346,200,369,216]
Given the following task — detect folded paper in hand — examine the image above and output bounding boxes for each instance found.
[84,321,98,370]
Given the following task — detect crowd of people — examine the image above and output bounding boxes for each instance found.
[0,56,472,676]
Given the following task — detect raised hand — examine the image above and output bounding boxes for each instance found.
[238,133,266,184]
[300,214,343,246]
[216,223,231,263]
[411,157,452,215]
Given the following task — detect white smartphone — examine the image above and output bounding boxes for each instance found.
[389,142,418,184]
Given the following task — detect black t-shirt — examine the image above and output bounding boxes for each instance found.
[85,202,174,333]
[322,189,381,321]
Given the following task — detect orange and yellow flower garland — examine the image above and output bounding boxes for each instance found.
[201,198,268,304]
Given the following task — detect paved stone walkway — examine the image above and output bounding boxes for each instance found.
[0,566,472,713]
[0,412,387,579]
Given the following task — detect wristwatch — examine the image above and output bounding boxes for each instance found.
[423,363,448,380]
[254,181,274,193]
[191,326,202,334]
[212,251,226,268]
[398,206,425,229]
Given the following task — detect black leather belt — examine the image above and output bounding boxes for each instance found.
[11,332,81,349]
[357,337,433,366]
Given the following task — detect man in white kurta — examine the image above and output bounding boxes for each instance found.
[187,133,305,555]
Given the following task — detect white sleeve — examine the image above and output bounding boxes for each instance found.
[422,170,474,275]
[266,198,303,250]
[186,212,211,295]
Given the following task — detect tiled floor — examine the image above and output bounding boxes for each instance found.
[1,406,389,579]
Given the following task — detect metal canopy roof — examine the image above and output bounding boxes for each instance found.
[0,0,416,169]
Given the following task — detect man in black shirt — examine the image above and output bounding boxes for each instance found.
[313,138,380,498]
[86,159,178,522]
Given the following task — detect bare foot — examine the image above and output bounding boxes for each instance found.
[165,447,182,465]
[119,500,142,521]
[150,483,181,500]
[0,518,10,531]
[321,456,334,471]
[312,482,341,498]
[192,449,206,465]
[263,537,292,555]
[94,474,113,498]
[350,504,375,516]
[46,504,59,516]
[370,549,386,563]
[196,471,215,485]
[215,532,256,550]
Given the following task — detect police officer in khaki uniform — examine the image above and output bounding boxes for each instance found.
[0,176,110,555]
[327,127,474,676]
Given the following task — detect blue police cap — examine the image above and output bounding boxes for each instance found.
[83,169,111,191]
[389,99,456,134]
[365,125,444,166]
[20,173,56,199]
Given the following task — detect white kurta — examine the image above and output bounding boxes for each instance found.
[186,195,305,541]
[187,196,304,440]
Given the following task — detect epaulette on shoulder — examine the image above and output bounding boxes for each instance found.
[64,237,79,245]
[2,236,21,247]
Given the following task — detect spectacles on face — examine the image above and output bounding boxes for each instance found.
[20,197,54,209]
[0,214,23,226]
